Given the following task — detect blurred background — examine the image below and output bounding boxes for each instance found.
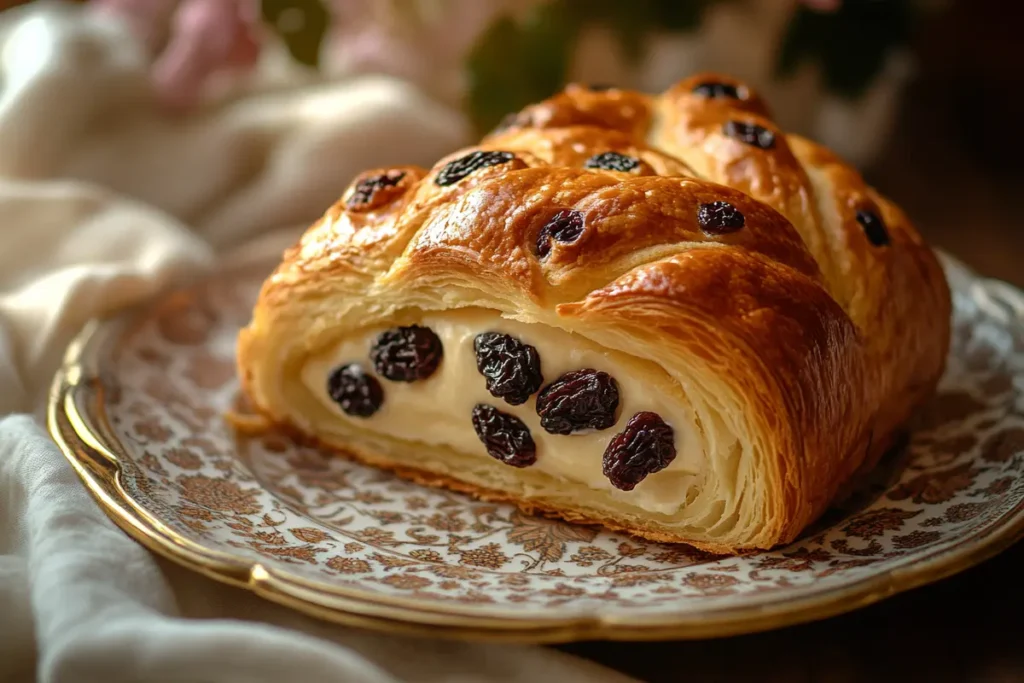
[0,1,1021,682]
[1,0,1020,284]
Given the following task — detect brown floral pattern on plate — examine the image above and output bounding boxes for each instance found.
[59,254,1024,624]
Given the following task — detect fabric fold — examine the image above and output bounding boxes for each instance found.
[0,2,634,681]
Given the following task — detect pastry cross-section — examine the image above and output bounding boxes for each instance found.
[236,73,951,553]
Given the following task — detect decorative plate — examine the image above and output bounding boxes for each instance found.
[49,253,1024,643]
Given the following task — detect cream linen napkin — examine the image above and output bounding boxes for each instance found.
[0,3,637,682]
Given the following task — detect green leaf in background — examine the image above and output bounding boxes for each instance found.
[464,0,726,134]
[255,0,947,133]
[260,0,329,68]
[776,1,917,100]
[465,1,580,134]
[519,1,581,104]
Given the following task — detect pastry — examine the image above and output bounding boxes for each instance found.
[236,73,951,553]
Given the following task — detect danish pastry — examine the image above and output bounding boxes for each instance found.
[236,73,951,553]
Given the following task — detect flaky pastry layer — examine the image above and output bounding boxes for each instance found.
[236,73,951,552]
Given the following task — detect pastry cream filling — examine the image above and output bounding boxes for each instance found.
[301,309,707,515]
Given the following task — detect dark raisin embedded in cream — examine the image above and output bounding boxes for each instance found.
[856,208,891,247]
[584,151,640,173]
[723,120,776,150]
[602,411,676,491]
[326,364,383,417]
[536,209,585,259]
[471,404,537,468]
[435,150,515,186]
[474,332,544,406]
[536,369,620,435]
[370,325,443,382]
[697,201,745,235]
[346,170,406,209]
[692,81,742,100]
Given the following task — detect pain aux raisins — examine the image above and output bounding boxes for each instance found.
[536,209,585,259]
[536,369,620,435]
[723,120,776,150]
[346,170,406,209]
[474,332,544,406]
[691,81,742,100]
[602,412,676,491]
[326,363,383,417]
[697,201,745,235]
[584,151,640,173]
[370,325,443,382]
[435,150,515,186]
[471,404,537,467]
[856,208,891,247]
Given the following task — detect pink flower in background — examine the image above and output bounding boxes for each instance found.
[91,0,524,107]
[92,0,262,108]
[92,0,843,109]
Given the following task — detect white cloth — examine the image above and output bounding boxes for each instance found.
[0,3,636,682]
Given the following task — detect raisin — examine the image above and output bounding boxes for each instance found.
[536,369,619,435]
[435,150,515,186]
[584,151,640,173]
[602,412,676,491]
[326,364,383,417]
[856,208,890,247]
[370,325,443,382]
[723,120,776,150]
[692,81,742,100]
[697,201,745,235]
[587,83,616,91]
[536,209,585,259]
[471,404,537,467]
[474,332,543,406]
[346,170,406,209]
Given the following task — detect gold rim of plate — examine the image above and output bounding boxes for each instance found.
[46,255,1024,644]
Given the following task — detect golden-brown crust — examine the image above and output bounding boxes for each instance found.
[662,71,774,119]
[654,76,839,296]
[559,248,871,544]
[490,83,653,139]
[483,125,697,178]
[236,72,951,553]
[400,166,825,305]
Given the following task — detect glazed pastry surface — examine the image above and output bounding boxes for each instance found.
[237,73,951,552]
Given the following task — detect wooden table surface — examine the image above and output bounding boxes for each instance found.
[560,80,1024,683]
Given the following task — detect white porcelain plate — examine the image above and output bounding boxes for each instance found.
[49,254,1024,642]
